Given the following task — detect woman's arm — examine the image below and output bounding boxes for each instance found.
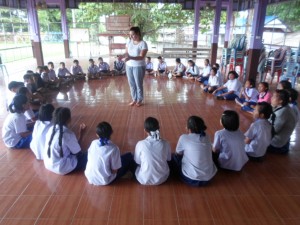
[125,49,148,61]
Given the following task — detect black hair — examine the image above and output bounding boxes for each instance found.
[176,58,181,63]
[279,80,292,90]
[130,26,142,37]
[47,107,71,158]
[187,116,207,137]
[23,74,33,80]
[26,70,34,74]
[205,58,210,64]
[8,81,24,90]
[227,70,239,79]
[211,67,218,75]
[247,78,255,88]
[221,110,240,131]
[89,58,94,63]
[17,86,30,96]
[73,59,79,63]
[9,94,28,113]
[147,56,151,60]
[96,122,113,146]
[259,82,269,91]
[213,63,220,69]
[48,62,54,66]
[287,88,298,103]
[256,102,273,119]
[38,104,55,122]
[188,60,195,66]
[59,62,65,66]
[157,56,162,60]
[144,117,160,132]
[98,57,103,61]
[274,89,289,106]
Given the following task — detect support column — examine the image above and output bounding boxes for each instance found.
[246,0,268,82]
[193,0,201,48]
[211,0,222,65]
[27,0,44,66]
[60,0,70,58]
[224,0,233,48]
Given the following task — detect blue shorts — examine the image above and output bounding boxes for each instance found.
[14,135,32,149]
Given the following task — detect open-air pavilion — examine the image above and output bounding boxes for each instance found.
[0,1,300,225]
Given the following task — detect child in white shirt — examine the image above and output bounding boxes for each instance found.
[2,95,32,149]
[44,107,87,175]
[145,56,155,75]
[197,58,211,84]
[185,60,200,80]
[98,57,111,76]
[157,56,167,76]
[30,104,55,160]
[173,116,217,186]
[245,102,273,160]
[235,79,259,111]
[85,122,133,185]
[112,55,126,76]
[213,110,248,171]
[134,117,171,185]
[70,59,86,80]
[87,59,100,79]
[203,68,221,93]
[172,58,186,77]
[213,71,242,100]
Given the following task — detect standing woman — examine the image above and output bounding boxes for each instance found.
[124,27,148,107]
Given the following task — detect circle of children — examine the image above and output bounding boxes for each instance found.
[1,55,299,187]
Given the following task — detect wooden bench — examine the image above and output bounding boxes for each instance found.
[162,47,211,59]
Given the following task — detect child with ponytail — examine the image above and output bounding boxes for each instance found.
[173,116,217,186]
[85,121,133,185]
[44,107,87,175]
[134,117,171,185]
[2,94,32,149]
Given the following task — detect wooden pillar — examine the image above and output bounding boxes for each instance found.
[193,0,201,48]
[224,0,233,48]
[60,0,70,58]
[27,0,44,66]
[211,0,222,65]
[246,0,268,82]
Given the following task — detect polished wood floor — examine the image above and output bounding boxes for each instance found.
[0,75,300,225]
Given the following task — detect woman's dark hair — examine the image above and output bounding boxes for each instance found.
[47,107,71,158]
[227,71,239,80]
[38,104,55,122]
[221,110,240,131]
[287,88,298,102]
[247,78,255,88]
[187,116,207,137]
[211,67,218,75]
[256,102,273,119]
[259,82,269,91]
[275,89,289,106]
[176,58,181,63]
[130,26,142,37]
[17,86,30,96]
[188,60,195,66]
[144,117,159,132]
[279,80,292,90]
[9,94,28,113]
[96,121,113,139]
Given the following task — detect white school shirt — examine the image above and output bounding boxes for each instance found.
[208,75,220,87]
[44,125,81,175]
[70,65,83,75]
[176,133,217,181]
[85,140,121,185]
[245,119,272,157]
[243,88,259,103]
[98,62,110,71]
[30,120,52,160]
[202,65,211,77]
[57,68,71,77]
[157,62,167,70]
[134,136,171,185]
[213,129,248,171]
[290,103,300,123]
[41,72,49,82]
[88,65,99,74]
[146,62,153,70]
[2,113,28,148]
[48,69,57,81]
[186,65,199,76]
[126,39,148,67]
[223,79,242,96]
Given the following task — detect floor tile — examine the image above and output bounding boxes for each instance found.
[0,196,18,217]
[54,174,86,196]
[71,219,107,225]
[144,219,180,225]
[107,219,143,225]
[0,219,36,225]
[39,195,81,219]
[0,176,33,195]
[267,196,300,219]
[35,219,72,225]
[178,219,215,225]
[144,195,177,220]
[5,195,49,219]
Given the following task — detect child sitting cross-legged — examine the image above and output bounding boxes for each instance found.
[235,78,259,112]
[85,122,133,185]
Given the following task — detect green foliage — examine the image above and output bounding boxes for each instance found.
[267,0,300,31]
[0,8,28,33]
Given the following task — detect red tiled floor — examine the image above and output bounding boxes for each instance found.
[0,73,300,224]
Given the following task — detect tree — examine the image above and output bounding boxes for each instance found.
[267,0,300,31]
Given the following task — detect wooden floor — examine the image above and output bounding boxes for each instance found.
[0,75,300,225]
